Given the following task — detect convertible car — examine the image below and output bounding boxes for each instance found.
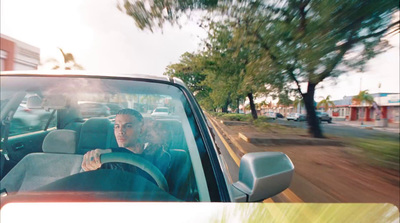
[1,72,398,222]
[0,71,294,206]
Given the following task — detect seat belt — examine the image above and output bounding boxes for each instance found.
[44,109,57,131]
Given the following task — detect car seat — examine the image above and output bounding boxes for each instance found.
[0,130,82,193]
[42,129,77,154]
[77,118,111,154]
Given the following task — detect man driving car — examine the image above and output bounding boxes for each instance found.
[81,108,171,176]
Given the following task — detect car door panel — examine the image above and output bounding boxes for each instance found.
[2,131,50,179]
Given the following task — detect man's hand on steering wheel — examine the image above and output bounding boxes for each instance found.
[82,149,112,171]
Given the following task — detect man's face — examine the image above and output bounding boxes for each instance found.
[114,114,141,148]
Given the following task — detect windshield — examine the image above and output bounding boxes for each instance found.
[0,75,210,202]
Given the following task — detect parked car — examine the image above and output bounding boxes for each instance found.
[151,107,169,117]
[10,104,54,135]
[316,111,333,123]
[264,111,277,119]
[264,112,284,120]
[0,71,294,207]
[78,102,111,118]
[103,103,124,115]
[286,113,306,121]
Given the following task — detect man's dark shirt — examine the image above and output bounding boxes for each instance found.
[101,144,171,184]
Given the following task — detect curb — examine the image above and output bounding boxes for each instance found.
[207,115,253,156]
[238,132,344,146]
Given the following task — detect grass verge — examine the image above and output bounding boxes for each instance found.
[344,136,400,170]
[209,112,254,122]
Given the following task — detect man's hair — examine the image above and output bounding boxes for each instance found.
[116,108,143,126]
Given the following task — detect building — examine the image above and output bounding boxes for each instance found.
[1,34,40,71]
[324,93,399,123]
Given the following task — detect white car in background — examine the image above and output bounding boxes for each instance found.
[286,113,306,121]
[151,107,169,117]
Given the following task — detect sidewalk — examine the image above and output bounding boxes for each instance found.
[333,120,399,134]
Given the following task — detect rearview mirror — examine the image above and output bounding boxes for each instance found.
[26,95,42,109]
[232,152,294,202]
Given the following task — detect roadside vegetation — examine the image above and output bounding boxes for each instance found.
[210,112,399,170]
[346,137,400,170]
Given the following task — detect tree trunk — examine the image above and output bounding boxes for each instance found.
[303,83,324,138]
[247,93,258,119]
[236,98,240,113]
[221,98,230,113]
[222,105,228,113]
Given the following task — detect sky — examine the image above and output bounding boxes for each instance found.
[1,0,399,101]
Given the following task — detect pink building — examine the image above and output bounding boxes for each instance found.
[1,34,40,71]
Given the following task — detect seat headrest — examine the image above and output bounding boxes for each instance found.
[77,118,112,154]
[42,130,77,154]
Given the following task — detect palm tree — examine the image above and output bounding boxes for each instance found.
[43,48,84,70]
[352,90,374,124]
[317,95,335,112]
[58,48,84,70]
[293,97,304,113]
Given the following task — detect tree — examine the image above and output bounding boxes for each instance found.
[116,0,220,32]
[317,95,335,112]
[352,90,375,105]
[352,90,374,124]
[278,92,293,107]
[121,0,399,138]
[164,52,216,111]
[232,1,398,137]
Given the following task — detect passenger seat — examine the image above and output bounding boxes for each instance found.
[42,129,77,154]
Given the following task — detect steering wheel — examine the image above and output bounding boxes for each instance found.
[100,152,169,192]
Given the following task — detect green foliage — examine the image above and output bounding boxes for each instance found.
[117,0,220,31]
[278,91,293,107]
[317,95,335,111]
[348,137,399,170]
[218,113,253,121]
[352,90,375,105]
[122,0,399,137]
[293,97,304,107]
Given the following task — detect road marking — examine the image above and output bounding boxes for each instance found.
[209,120,241,165]
[209,117,303,203]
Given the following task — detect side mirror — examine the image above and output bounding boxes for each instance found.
[232,152,294,202]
